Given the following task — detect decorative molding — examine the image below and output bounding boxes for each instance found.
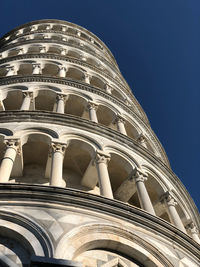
[0,183,199,260]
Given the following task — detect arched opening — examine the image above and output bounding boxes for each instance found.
[112,88,125,101]
[27,45,41,54]
[68,38,80,46]
[96,105,116,130]
[18,62,32,75]
[67,50,81,59]
[42,63,59,76]
[35,89,57,111]
[80,32,90,41]
[7,49,19,57]
[108,152,133,195]
[90,75,105,90]
[13,133,51,184]
[85,57,100,68]
[66,67,85,81]
[48,46,62,54]
[125,120,139,140]
[67,27,77,35]
[3,90,23,110]
[65,94,88,119]
[0,66,7,77]
[63,138,97,193]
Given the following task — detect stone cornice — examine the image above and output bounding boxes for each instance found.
[0,183,199,260]
[0,76,170,165]
[0,19,117,67]
[0,111,198,220]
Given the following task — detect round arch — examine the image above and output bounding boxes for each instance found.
[55,223,173,267]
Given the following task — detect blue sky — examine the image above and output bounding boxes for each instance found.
[0,0,199,210]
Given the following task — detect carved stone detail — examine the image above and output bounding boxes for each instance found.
[51,142,67,155]
[87,101,98,111]
[131,167,148,183]
[95,151,110,165]
[161,191,177,207]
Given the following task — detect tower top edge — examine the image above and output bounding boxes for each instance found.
[0,19,119,68]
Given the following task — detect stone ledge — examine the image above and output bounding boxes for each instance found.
[0,183,199,260]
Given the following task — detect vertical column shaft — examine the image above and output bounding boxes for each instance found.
[87,101,98,123]
[133,168,155,215]
[115,115,127,135]
[20,92,33,110]
[50,143,66,187]
[162,192,186,233]
[95,151,113,199]
[56,94,67,114]
[0,140,19,183]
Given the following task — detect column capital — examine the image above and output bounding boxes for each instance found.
[95,150,110,165]
[85,72,91,79]
[51,142,67,155]
[46,24,52,30]
[18,48,24,55]
[6,65,15,72]
[105,83,113,93]
[4,139,20,148]
[39,46,46,53]
[33,63,41,68]
[137,134,147,144]
[131,167,148,183]
[59,66,67,71]
[186,222,199,234]
[56,94,68,102]
[60,48,67,55]
[87,101,98,111]
[61,26,67,32]
[4,139,21,154]
[22,91,33,99]
[114,115,125,125]
[77,31,81,37]
[161,191,177,207]
[30,25,37,31]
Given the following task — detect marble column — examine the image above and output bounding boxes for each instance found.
[87,101,98,123]
[58,66,67,78]
[0,139,19,182]
[30,25,37,31]
[6,66,16,76]
[137,134,148,149]
[60,49,67,56]
[32,63,41,75]
[84,73,91,84]
[115,115,127,135]
[187,223,200,244]
[20,91,33,110]
[133,168,156,215]
[95,151,113,199]
[105,84,113,94]
[56,94,67,113]
[46,24,52,30]
[50,142,66,187]
[61,26,67,32]
[162,192,186,233]
[77,31,81,37]
[18,48,24,55]
[39,46,46,53]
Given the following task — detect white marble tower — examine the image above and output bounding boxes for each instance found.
[0,19,199,267]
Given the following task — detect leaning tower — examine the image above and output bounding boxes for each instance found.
[0,19,199,267]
